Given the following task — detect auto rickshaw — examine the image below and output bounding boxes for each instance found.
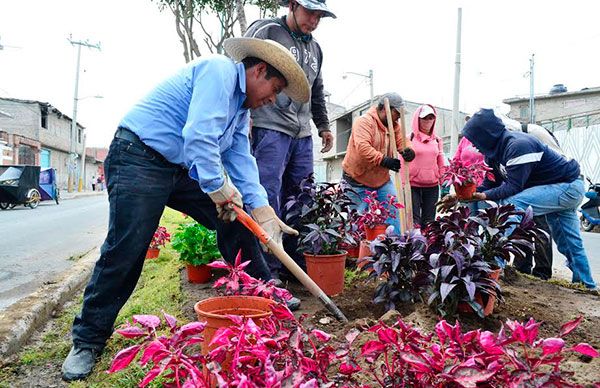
[0,165,60,210]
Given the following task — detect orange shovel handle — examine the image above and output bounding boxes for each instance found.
[232,205,270,244]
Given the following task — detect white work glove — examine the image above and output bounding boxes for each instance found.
[251,206,298,251]
[207,179,243,222]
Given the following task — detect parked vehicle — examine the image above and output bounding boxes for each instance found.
[580,177,600,232]
[0,165,60,210]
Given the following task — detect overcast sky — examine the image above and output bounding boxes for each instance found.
[1,0,599,147]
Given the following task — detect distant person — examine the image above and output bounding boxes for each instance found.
[61,37,307,381]
[341,93,415,233]
[439,108,596,290]
[90,175,96,191]
[409,104,445,228]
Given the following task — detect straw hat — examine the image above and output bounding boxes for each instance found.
[224,37,310,103]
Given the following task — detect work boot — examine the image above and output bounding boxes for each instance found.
[61,346,100,381]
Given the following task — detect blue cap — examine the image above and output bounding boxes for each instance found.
[279,0,337,18]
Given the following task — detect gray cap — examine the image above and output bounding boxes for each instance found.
[379,93,404,111]
[279,0,337,18]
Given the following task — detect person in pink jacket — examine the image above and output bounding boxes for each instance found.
[409,104,445,227]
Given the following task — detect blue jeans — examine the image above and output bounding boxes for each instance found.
[345,179,401,234]
[251,127,314,274]
[72,131,272,351]
[498,178,596,288]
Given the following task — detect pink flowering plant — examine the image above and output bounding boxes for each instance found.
[336,316,599,387]
[107,251,340,386]
[149,226,170,249]
[208,250,293,304]
[357,191,403,229]
[441,159,494,187]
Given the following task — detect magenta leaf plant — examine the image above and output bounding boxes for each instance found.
[208,250,292,303]
[149,225,171,249]
[107,311,209,387]
[441,158,494,187]
[357,191,403,230]
[336,316,599,387]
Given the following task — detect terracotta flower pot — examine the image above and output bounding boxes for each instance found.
[454,182,477,201]
[145,248,160,259]
[364,224,388,241]
[459,268,502,317]
[357,240,371,263]
[194,295,274,355]
[186,264,212,284]
[346,245,360,259]
[304,251,347,296]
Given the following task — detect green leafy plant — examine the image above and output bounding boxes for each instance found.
[171,222,221,266]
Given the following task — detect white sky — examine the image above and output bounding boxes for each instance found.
[1,0,599,147]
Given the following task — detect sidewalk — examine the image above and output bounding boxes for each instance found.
[0,248,99,360]
[59,189,106,201]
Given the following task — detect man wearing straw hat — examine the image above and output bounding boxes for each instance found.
[61,37,309,381]
[244,0,335,279]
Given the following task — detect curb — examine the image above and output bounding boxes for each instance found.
[0,248,99,359]
[60,191,107,201]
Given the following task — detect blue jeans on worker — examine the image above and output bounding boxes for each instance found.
[344,178,401,234]
[71,129,272,351]
[497,178,596,288]
[251,127,314,275]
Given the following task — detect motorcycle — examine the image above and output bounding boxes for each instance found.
[580,177,600,232]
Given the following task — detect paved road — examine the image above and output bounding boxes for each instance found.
[553,230,600,284]
[0,195,108,312]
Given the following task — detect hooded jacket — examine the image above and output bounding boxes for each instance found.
[463,109,580,201]
[244,17,329,139]
[408,105,445,187]
[342,106,410,188]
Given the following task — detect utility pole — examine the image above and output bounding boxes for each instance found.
[342,70,374,106]
[67,36,101,192]
[450,7,462,155]
[529,53,535,124]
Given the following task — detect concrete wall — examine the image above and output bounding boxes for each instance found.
[312,98,465,183]
[506,89,600,123]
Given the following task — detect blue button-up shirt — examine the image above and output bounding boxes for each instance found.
[119,54,268,209]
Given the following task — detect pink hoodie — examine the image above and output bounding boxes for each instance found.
[408,104,445,187]
[453,137,484,166]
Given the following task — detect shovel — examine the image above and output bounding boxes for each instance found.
[232,205,349,323]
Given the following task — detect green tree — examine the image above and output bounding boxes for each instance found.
[152,0,279,63]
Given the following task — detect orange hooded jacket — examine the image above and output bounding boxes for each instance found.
[342,106,411,188]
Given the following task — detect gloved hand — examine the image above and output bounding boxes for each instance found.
[380,156,401,172]
[400,147,416,162]
[251,206,298,251]
[207,180,243,222]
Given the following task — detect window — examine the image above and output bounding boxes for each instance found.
[78,128,82,143]
[41,105,48,129]
[18,145,36,165]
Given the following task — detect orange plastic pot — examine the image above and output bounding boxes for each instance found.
[454,182,477,201]
[186,264,212,284]
[357,240,371,263]
[458,269,502,317]
[194,295,274,355]
[304,251,347,296]
[145,248,160,259]
[346,245,360,259]
[364,224,388,241]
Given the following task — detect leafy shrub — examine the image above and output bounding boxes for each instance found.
[359,230,432,310]
[285,174,356,255]
[337,316,599,387]
[171,222,221,266]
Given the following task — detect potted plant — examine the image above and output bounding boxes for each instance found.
[284,174,356,296]
[342,209,366,261]
[357,191,402,240]
[360,229,433,310]
[145,225,170,259]
[172,222,221,283]
[422,203,542,317]
[441,159,494,200]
